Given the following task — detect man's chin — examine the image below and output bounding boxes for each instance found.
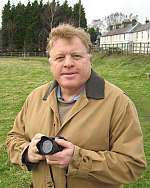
[61,84,78,89]
[60,83,82,90]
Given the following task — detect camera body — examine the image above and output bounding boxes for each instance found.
[36,136,65,155]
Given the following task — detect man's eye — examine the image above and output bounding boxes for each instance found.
[72,54,82,60]
[55,56,64,61]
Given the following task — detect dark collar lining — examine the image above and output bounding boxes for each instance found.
[43,70,105,100]
[86,70,105,99]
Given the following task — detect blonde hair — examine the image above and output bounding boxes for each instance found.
[47,24,92,55]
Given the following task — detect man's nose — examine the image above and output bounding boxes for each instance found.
[63,55,74,67]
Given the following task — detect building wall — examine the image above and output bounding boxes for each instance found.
[100,30,150,45]
[101,33,131,44]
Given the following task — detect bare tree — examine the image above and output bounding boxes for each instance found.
[50,0,56,30]
[78,0,81,27]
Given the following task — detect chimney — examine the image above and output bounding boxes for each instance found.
[145,18,150,24]
[109,25,113,31]
[132,19,137,26]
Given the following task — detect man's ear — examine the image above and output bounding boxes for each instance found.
[48,57,51,65]
[48,58,52,73]
[88,53,92,63]
[89,54,92,61]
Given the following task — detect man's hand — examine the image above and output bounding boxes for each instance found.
[46,138,75,168]
[27,133,45,163]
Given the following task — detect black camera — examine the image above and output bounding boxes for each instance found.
[36,136,65,155]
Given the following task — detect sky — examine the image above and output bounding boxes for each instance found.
[0,0,150,27]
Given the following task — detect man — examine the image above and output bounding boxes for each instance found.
[7,24,146,188]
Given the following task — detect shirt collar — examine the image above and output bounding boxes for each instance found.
[56,85,81,103]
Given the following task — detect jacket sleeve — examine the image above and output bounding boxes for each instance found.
[6,97,31,170]
[67,96,147,184]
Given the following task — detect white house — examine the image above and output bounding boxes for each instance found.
[132,21,150,43]
[99,19,150,53]
[100,19,150,44]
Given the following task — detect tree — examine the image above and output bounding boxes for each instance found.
[2,0,11,50]
[105,12,138,30]
[14,2,26,50]
[41,0,60,33]
[59,0,73,24]
[2,0,88,52]
[72,1,87,28]
[88,27,97,44]
[88,27,101,44]
[29,0,43,51]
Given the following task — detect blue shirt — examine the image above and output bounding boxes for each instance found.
[56,86,81,104]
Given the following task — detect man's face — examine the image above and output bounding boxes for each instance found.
[49,37,91,91]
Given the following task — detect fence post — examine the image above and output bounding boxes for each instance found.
[144,43,146,54]
[139,42,142,54]
[147,42,149,54]
[129,41,133,54]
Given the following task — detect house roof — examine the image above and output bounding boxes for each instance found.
[102,23,138,37]
[101,21,150,37]
[132,22,150,32]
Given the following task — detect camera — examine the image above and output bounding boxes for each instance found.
[36,136,65,155]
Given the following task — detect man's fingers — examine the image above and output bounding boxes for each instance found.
[30,153,45,163]
[55,139,72,148]
[46,158,64,167]
[34,133,45,139]
[32,145,39,153]
[46,158,57,164]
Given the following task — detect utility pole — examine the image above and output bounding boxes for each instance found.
[78,0,81,27]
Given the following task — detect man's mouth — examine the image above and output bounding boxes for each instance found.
[61,72,77,75]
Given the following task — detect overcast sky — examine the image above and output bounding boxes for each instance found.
[0,0,150,27]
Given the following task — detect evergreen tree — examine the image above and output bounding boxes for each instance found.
[13,2,26,50]
[59,0,73,24]
[1,0,87,52]
[87,27,99,44]
[2,0,11,50]
[40,0,57,33]
[30,0,39,49]
[72,1,87,28]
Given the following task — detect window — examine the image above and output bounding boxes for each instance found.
[141,32,143,39]
[136,32,138,40]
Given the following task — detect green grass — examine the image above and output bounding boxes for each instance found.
[0,55,150,187]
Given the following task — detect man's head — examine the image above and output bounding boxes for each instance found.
[47,24,92,93]
[47,24,92,55]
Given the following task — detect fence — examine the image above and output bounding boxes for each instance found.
[92,42,150,55]
[1,42,150,57]
[0,51,47,57]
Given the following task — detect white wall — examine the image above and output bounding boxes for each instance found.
[100,30,150,45]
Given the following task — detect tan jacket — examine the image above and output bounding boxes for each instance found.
[7,71,146,188]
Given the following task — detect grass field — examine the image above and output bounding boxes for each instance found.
[0,54,150,187]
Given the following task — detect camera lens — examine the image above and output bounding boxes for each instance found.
[37,136,65,155]
[42,140,53,154]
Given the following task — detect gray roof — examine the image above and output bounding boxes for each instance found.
[102,23,136,36]
[102,22,150,37]
[132,22,150,32]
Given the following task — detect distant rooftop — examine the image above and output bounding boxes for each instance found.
[102,20,150,36]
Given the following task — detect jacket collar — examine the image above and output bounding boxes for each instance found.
[43,70,105,100]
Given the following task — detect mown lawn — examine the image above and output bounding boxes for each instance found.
[0,54,149,187]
